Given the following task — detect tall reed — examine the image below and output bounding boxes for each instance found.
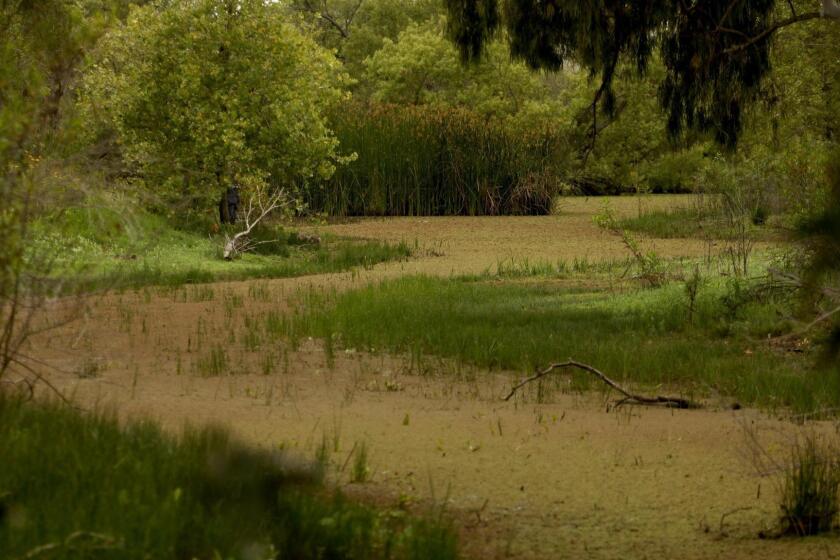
[308,103,569,216]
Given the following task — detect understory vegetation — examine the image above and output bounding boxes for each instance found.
[0,395,457,559]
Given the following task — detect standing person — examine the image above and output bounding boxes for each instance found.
[219,183,240,224]
[226,184,240,223]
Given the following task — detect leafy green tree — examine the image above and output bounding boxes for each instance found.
[287,0,441,73]
[82,0,351,210]
[364,19,549,118]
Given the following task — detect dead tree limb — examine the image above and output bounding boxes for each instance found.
[222,187,287,260]
[502,358,696,409]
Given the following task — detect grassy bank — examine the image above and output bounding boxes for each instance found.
[277,274,837,413]
[30,207,411,291]
[0,396,457,559]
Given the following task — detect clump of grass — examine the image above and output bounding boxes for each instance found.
[315,434,332,477]
[189,285,215,302]
[351,442,371,483]
[487,256,635,279]
[197,345,228,377]
[248,282,270,302]
[74,358,102,379]
[261,353,276,375]
[242,315,262,351]
[618,207,706,239]
[781,436,840,536]
[0,396,458,559]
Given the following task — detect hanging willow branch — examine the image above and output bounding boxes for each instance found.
[503,359,697,409]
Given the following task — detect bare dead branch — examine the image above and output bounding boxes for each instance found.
[503,358,696,409]
[8,356,78,409]
[222,187,288,260]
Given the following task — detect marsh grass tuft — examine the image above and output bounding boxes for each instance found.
[781,436,840,536]
[197,344,229,377]
[351,442,371,483]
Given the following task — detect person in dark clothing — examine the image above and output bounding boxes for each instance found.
[219,185,240,224]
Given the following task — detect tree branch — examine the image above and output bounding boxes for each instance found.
[721,12,823,56]
[715,0,743,31]
[503,359,696,408]
[222,188,287,260]
[580,50,620,165]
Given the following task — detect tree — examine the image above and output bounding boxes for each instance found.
[82,0,351,210]
[287,0,441,74]
[444,0,839,148]
[1,0,129,388]
[364,19,550,118]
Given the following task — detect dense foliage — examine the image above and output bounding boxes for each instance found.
[82,0,350,210]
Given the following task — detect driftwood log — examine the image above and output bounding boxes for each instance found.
[503,358,697,409]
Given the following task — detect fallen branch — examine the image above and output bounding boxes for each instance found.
[223,187,288,260]
[502,358,697,409]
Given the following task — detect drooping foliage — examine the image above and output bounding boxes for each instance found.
[444,0,827,147]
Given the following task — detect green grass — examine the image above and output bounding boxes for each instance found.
[618,206,785,241]
[485,256,637,279]
[279,275,839,413]
[0,396,458,559]
[618,207,708,238]
[29,206,412,291]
